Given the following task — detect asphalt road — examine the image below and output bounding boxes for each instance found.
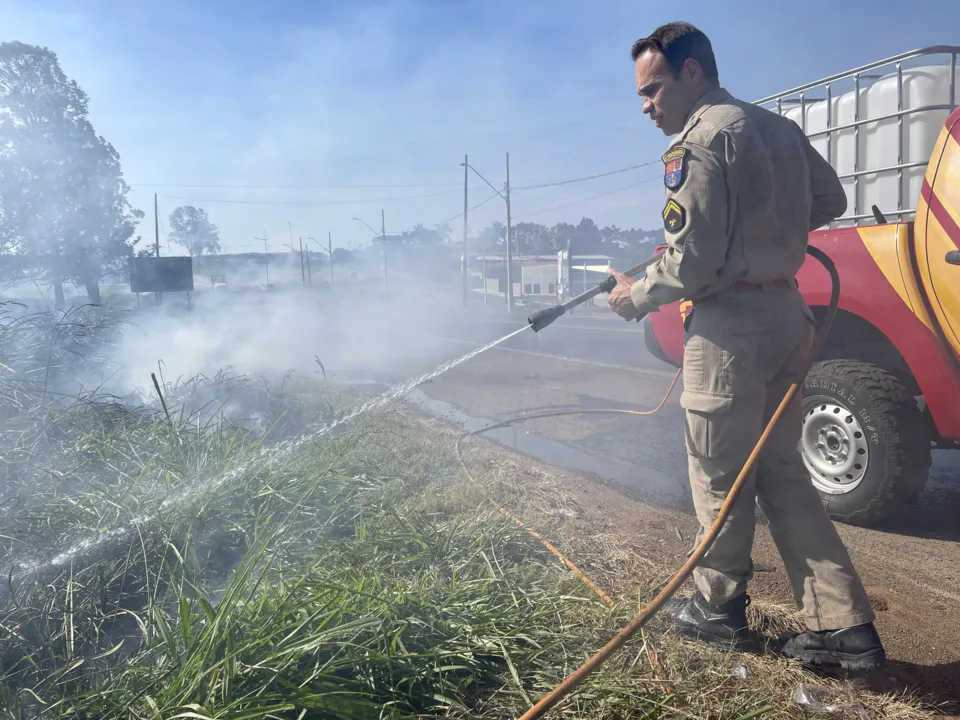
[338,303,960,537]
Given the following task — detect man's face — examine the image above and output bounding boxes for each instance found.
[635,50,700,136]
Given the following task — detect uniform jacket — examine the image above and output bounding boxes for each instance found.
[631,87,848,313]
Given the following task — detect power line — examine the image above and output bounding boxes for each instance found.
[512,160,661,191]
[134,181,464,189]
[513,175,662,221]
[155,188,461,206]
[132,160,661,193]
[148,159,667,228]
[428,191,500,229]
[421,165,664,230]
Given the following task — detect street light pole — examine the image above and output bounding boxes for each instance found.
[254,230,269,286]
[462,153,468,307]
[299,237,306,287]
[328,231,334,289]
[381,208,388,303]
[303,237,313,284]
[459,157,513,311]
[352,214,388,301]
[505,152,513,311]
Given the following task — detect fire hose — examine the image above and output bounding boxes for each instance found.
[469,245,839,719]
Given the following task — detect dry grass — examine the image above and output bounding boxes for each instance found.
[442,422,937,720]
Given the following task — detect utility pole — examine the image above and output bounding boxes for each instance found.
[254,231,270,286]
[482,257,488,304]
[352,214,386,300]
[328,231,334,289]
[460,157,512,313]
[154,193,160,306]
[304,239,312,284]
[381,208,388,303]
[462,153,469,307]
[298,236,306,287]
[291,221,305,287]
[505,151,513,312]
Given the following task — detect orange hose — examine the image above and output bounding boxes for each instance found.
[454,368,682,610]
[514,245,840,719]
[457,247,840,719]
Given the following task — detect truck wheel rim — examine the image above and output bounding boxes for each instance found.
[801,395,870,495]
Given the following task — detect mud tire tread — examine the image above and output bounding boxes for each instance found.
[803,359,931,526]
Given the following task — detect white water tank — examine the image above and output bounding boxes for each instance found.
[781,64,959,225]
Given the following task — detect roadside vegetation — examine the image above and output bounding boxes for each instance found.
[0,301,934,719]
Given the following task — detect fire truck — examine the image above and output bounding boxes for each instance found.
[643,46,960,526]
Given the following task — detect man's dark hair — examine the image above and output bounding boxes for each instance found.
[630,22,719,81]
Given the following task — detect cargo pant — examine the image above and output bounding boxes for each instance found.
[681,286,875,632]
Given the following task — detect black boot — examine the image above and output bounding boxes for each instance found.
[778,623,885,671]
[664,591,761,650]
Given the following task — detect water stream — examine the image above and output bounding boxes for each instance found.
[6,324,532,588]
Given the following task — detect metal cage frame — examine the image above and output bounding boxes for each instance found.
[754,46,960,225]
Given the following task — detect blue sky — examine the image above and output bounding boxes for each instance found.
[4,0,959,253]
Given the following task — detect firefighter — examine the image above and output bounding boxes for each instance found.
[606,21,885,670]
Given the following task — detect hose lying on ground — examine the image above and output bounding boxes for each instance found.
[455,368,682,609]
[455,246,840,720]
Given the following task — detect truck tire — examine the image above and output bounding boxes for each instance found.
[800,359,931,526]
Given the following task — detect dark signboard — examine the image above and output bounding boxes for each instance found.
[128,256,194,293]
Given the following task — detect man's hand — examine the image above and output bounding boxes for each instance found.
[606,268,645,322]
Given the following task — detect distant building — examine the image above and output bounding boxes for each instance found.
[470,252,614,303]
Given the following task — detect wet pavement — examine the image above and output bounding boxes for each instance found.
[331,304,960,538]
[402,388,691,508]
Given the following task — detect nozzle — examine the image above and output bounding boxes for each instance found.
[599,274,617,293]
[528,304,566,333]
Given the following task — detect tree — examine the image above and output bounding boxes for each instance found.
[513,222,552,257]
[476,221,504,252]
[551,222,577,253]
[0,42,144,307]
[401,223,444,246]
[168,205,221,256]
[470,217,663,263]
[331,247,352,265]
[435,222,452,243]
[575,217,603,253]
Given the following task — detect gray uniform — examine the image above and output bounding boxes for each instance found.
[632,87,874,631]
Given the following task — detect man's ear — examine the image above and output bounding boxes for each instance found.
[682,57,702,83]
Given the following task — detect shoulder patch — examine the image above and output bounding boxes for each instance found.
[662,147,687,190]
[662,199,685,233]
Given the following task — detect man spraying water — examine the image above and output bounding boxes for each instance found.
[604,21,884,670]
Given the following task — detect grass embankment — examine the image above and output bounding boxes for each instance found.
[0,302,932,719]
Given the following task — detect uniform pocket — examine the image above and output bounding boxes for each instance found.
[681,391,735,461]
[681,332,734,399]
[680,330,737,463]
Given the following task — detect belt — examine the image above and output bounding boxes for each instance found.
[729,278,796,293]
[694,277,797,304]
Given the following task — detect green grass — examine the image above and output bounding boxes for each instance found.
[0,302,936,720]
[0,403,658,719]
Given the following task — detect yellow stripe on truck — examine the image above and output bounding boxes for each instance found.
[918,130,960,355]
[932,132,960,232]
[857,124,960,357]
[856,224,936,334]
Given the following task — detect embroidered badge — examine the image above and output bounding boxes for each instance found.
[662,146,687,190]
[662,199,686,233]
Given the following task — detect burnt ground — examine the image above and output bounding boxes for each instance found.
[329,305,960,715]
